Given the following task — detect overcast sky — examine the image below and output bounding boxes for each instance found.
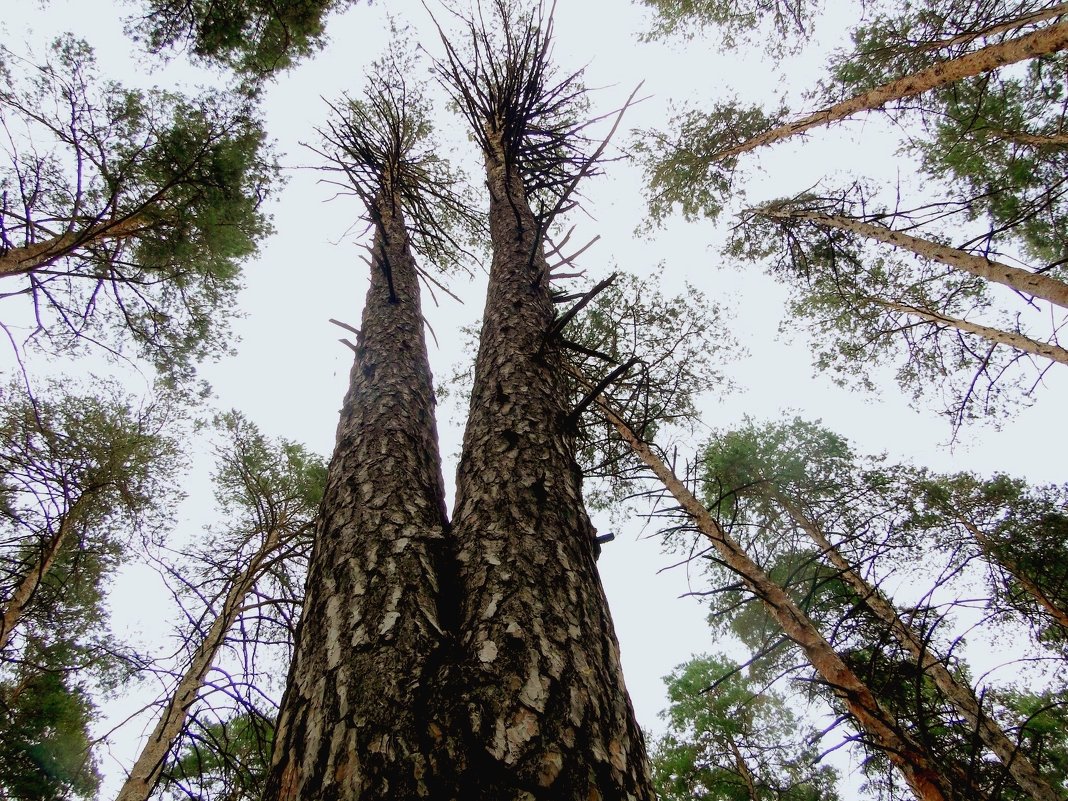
[3,0,1066,795]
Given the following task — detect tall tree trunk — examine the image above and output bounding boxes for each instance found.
[0,217,144,278]
[876,298,1068,366]
[771,491,1061,801]
[115,525,285,801]
[0,510,78,652]
[964,520,1068,632]
[263,199,453,801]
[582,389,956,801]
[712,22,1068,162]
[443,140,654,800]
[759,207,1068,309]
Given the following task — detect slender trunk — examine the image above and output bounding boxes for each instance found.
[712,22,1068,162]
[760,207,1068,309]
[876,298,1068,366]
[0,511,78,652]
[726,736,759,801]
[772,491,1062,801]
[115,526,285,801]
[443,142,653,800]
[0,217,145,278]
[914,4,1068,53]
[582,389,955,801]
[263,199,453,801]
[978,128,1068,147]
[965,520,1068,632]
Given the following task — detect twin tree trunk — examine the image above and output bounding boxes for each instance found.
[442,141,652,799]
[264,197,454,800]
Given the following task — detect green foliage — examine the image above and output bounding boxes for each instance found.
[126,0,357,80]
[1000,689,1068,791]
[164,713,274,801]
[0,37,276,383]
[651,653,841,801]
[639,0,819,53]
[636,102,784,224]
[0,380,181,679]
[0,643,100,801]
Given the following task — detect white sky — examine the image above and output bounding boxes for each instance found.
[3,0,1066,796]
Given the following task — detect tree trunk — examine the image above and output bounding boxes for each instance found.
[772,491,1062,801]
[583,390,956,801]
[712,21,1068,162]
[442,140,654,800]
[115,525,285,801]
[263,199,453,801]
[760,207,1068,309]
[0,217,145,278]
[0,511,77,652]
[965,520,1068,632]
[877,298,1068,367]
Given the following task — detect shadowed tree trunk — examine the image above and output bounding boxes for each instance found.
[444,140,653,800]
[264,198,453,800]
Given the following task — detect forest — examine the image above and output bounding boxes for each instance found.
[0,1,1066,800]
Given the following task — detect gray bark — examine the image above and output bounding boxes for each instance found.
[443,140,654,800]
[264,198,453,801]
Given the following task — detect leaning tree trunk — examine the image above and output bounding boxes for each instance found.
[877,298,1068,367]
[443,139,654,800]
[0,509,78,652]
[583,388,956,801]
[263,198,453,801]
[759,207,1068,309]
[712,21,1068,162]
[0,216,144,278]
[772,491,1062,801]
[116,525,286,801]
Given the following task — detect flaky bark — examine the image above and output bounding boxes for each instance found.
[583,390,954,801]
[116,525,287,801]
[759,207,1068,309]
[264,200,452,801]
[0,511,78,652]
[713,21,1068,162]
[773,492,1061,801]
[443,139,653,800]
[0,217,145,278]
[877,299,1068,366]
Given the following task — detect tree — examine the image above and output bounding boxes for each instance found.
[651,653,841,801]
[163,712,274,801]
[117,413,323,801]
[431,2,654,796]
[0,37,275,383]
[262,39,467,800]
[636,0,1068,425]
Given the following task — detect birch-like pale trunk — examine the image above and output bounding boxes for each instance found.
[772,491,1062,801]
[964,519,1068,632]
[443,138,654,800]
[263,198,453,801]
[114,526,284,801]
[877,298,1068,366]
[0,217,145,278]
[759,207,1068,309]
[712,21,1068,162]
[0,512,77,652]
[581,388,955,801]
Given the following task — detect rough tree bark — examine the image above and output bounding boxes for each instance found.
[758,206,1068,309]
[0,216,146,278]
[115,524,289,801]
[441,135,653,800]
[771,490,1061,801]
[712,21,1068,162]
[263,198,453,801]
[582,387,956,801]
